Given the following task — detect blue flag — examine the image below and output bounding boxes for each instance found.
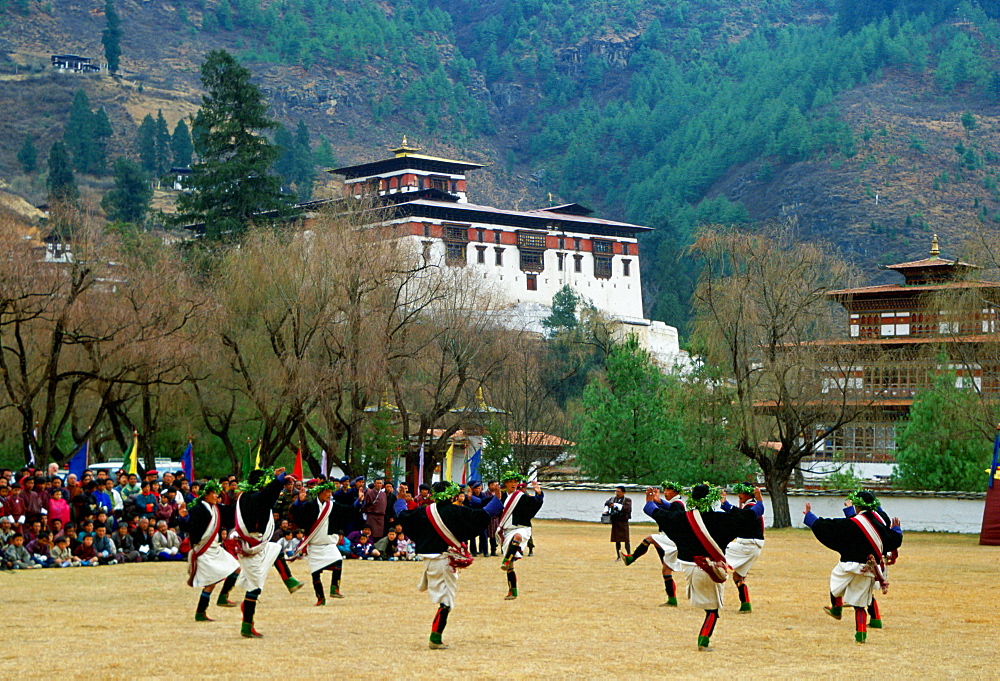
[468,448,482,483]
[990,430,1000,490]
[67,441,89,479]
[181,442,194,482]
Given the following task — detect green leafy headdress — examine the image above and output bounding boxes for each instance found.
[846,489,880,512]
[308,479,339,499]
[500,470,525,483]
[732,482,756,496]
[660,480,682,493]
[432,481,462,502]
[188,480,223,509]
[238,467,277,494]
[687,482,723,513]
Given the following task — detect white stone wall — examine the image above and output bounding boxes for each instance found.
[399,230,644,321]
[536,488,986,533]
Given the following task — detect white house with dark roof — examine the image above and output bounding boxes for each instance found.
[331,140,686,368]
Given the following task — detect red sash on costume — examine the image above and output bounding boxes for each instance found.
[187,502,220,587]
[496,490,522,543]
[850,513,884,561]
[852,513,890,593]
[233,500,269,556]
[426,505,473,571]
[294,500,333,558]
[685,509,730,583]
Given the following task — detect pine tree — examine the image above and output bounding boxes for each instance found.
[154,110,171,175]
[101,0,122,73]
[293,120,315,201]
[91,106,113,173]
[47,141,79,203]
[102,157,153,223]
[574,336,680,483]
[17,135,37,173]
[541,285,581,333]
[274,125,296,183]
[137,114,157,173]
[64,90,96,173]
[175,50,295,238]
[893,370,988,492]
[171,118,193,167]
[315,135,336,167]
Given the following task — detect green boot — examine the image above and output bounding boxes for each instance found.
[739,602,753,613]
[824,606,843,620]
[284,577,304,594]
[869,619,882,629]
[194,612,214,622]
[330,583,344,598]
[217,594,237,607]
[697,635,712,651]
[855,631,866,644]
[504,588,518,600]
[241,622,263,638]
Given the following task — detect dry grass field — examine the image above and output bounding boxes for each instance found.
[3,521,998,679]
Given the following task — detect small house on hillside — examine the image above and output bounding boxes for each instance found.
[51,55,100,73]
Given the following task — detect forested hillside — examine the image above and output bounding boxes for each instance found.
[1,0,1000,333]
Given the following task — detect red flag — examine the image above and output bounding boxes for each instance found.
[293,447,304,480]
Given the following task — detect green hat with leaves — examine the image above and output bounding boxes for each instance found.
[308,479,339,499]
[660,480,682,492]
[687,482,723,513]
[732,482,756,496]
[238,467,277,494]
[432,481,462,502]
[188,479,223,509]
[847,489,880,512]
[500,470,524,483]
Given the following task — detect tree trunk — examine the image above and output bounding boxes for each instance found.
[763,466,793,528]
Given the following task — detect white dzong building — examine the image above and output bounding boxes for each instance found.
[331,140,686,368]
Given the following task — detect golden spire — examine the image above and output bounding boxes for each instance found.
[391,136,421,157]
[930,234,940,257]
[476,386,486,408]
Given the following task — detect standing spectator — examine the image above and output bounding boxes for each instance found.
[92,525,119,564]
[104,479,124,516]
[46,488,71,530]
[21,476,44,524]
[464,481,485,555]
[120,474,141,499]
[93,482,113,516]
[332,476,353,506]
[413,484,433,507]
[383,481,398,531]
[134,482,157,519]
[47,463,64,481]
[112,523,142,563]
[154,492,176,526]
[73,534,99,566]
[605,486,633,560]
[360,477,388,539]
[4,484,26,526]
[152,520,184,561]
[484,480,501,556]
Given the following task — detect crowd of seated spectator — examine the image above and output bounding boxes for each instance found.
[2,464,502,571]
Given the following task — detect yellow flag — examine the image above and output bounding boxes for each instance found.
[254,441,262,471]
[127,431,139,476]
[444,442,454,482]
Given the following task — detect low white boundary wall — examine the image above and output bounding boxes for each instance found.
[537,486,986,533]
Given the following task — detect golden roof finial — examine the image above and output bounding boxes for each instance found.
[391,136,420,157]
[930,234,940,257]
[476,386,486,408]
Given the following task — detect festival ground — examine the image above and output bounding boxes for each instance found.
[4,520,996,678]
